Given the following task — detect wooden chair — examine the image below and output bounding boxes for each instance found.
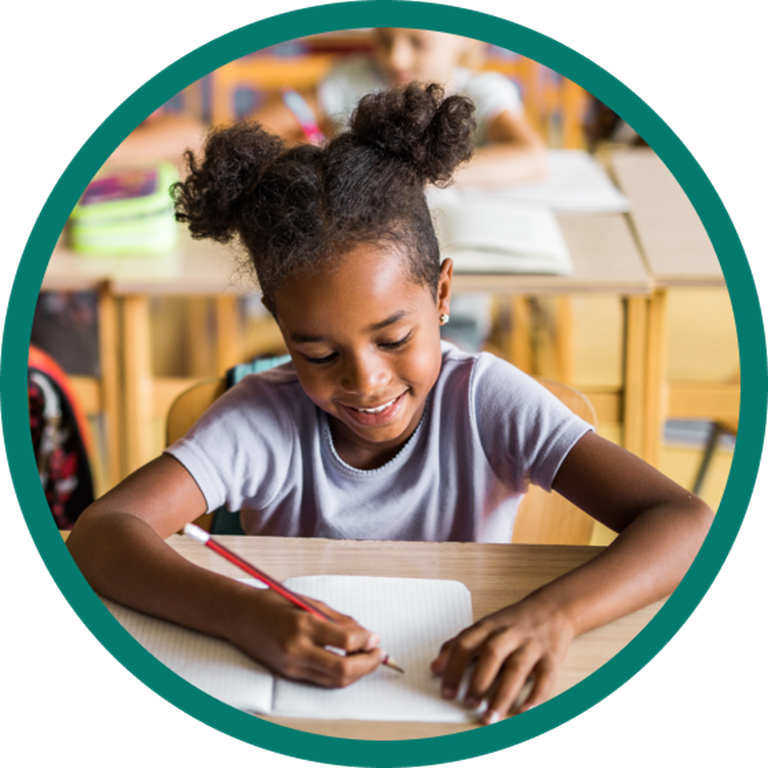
[512,378,596,545]
[167,375,596,545]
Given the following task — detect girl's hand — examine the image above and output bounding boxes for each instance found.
[226,586,383,688]
[430,597,574,724]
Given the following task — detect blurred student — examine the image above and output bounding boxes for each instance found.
[256,28,546,185]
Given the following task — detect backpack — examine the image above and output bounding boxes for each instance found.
[28,345,95,529]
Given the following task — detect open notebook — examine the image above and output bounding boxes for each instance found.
[431,197,573,275]
[457,149,631,215]
[103,575,475,722]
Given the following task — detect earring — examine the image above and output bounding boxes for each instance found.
[439,314,450,325]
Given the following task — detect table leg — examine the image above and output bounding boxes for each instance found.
[187,297,213,377]
[96,285,121,488]
[553,296,574,384]
[623,295,648,459]
[214,295,244,374]
[121,295,155,476]
[508,296,534,374]
[643,289,668,469]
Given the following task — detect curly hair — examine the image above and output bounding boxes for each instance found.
[172,83,476,313]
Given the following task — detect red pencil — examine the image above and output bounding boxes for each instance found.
[183,523,404,673]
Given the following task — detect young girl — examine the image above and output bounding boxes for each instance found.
[67,83,712,726]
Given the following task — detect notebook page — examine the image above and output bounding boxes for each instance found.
[272,575,475,722]
[432,200,572,275]
[102,597,275,714]
[459,149,631,215]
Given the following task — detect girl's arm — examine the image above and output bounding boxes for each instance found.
[67,454,382,687]
[251,90,330,145]
[431,431,713,723]
[451,109,548,186]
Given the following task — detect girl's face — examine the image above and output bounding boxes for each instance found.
[273,244,452,470]
[372,28,471,86]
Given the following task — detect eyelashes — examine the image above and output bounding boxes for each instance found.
[379,332,412,350]
[303,332,413,365]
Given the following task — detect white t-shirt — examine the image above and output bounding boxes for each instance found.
[166,343,592,543]
[317,57,523,145]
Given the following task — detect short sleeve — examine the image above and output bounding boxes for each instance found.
[463,70,522,119]
[471,354,593,492]
[164,375,298,513]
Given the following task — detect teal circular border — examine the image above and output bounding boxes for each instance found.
[3,2,766,765]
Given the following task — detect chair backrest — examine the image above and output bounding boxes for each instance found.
[167,373,597,545]
[166,377,227,447]
[511,378,597,546]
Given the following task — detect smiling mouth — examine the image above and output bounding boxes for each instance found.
[349,395,401,414]
[339,391,407,426]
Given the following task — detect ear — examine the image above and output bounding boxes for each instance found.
[437,258,453,318]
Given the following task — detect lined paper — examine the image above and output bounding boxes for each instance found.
[103,597,275,713]
[273,576,475,722]
[102,575,474,722]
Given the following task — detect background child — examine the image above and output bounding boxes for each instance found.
[256,28,546,186]
[67,83,712,725]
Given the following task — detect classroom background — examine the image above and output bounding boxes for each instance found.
[33,30,739,546]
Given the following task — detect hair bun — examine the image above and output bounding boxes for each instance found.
[172,122,283,242]
[348,82,476,186]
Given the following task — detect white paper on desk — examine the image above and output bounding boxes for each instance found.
[431,197,573,275]
[458,149,631,215]
[101,575,474,723]
[102,596,275,713]
[273,576,473,722]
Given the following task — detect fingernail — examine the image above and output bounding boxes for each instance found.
[366,634,381,650]
[483,710,501,725]
[441,686,457,700]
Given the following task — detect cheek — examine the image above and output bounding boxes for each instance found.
[402,339,443,390]
[293,365,333,405]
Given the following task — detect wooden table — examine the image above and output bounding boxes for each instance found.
[158,534,663,740]
[44,212,651,480]
[608,148,738,466]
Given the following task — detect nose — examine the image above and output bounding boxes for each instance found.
[340,351,389,397]
[384,37,413,79]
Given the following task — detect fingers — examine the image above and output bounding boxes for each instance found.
[431,620,562,725]
[477,643,540,724]
[283,600,383,687]
[311,608,381,654]
[239,589,384,688]
[435,624,496,700]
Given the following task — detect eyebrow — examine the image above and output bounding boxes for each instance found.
[289,310,413,343]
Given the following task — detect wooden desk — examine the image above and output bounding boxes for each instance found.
[609,148,738,466]
[153,534,663,740]
[45,212,651,480]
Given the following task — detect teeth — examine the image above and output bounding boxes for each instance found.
[354,396,398,414]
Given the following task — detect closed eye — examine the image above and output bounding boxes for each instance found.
[303,352,338,365]
[380,332,412,350]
